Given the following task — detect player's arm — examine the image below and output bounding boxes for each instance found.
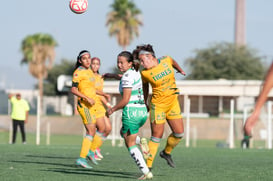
[25,111,29,124]
[8,93,15,99]
[105,73,122,80]
[100,95,112,109]
[244,62,273,136]
[107,88,131,115]
[143,82,149,105]
[142,77,150,111]
[252,63,273,115]
[96,90,111,102]
[70,82,95,106]
[172,59,186,76]
[102,73,122,80]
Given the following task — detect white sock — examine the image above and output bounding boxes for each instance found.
[136,135,141,145]
[129,145,149,174]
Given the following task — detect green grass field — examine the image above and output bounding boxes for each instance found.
[1,133,273,181]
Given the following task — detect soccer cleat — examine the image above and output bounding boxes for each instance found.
[140,138,151,160]
[76,158,93,169]
[138,172,153,180]
[94,154,101,161]
[241,135,251,149]
[159,150,175,168]
[87,151,98,165]
[95,148,104,159]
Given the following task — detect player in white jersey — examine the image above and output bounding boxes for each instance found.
[107,51,153,180]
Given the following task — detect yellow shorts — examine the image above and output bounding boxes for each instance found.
[150,96,182,124]
[77,101,96,125]
[94,103,106,119]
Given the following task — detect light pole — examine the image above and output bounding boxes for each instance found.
[234,0,246,46]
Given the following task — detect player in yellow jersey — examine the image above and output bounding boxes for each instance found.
[133,44,186,170]
[90,57,112,160]
[71,50,99,169]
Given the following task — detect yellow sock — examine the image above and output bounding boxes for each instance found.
[90,131,103,152]
[80,135,93,158]
[146,137,160,168]
[165,133,182,154]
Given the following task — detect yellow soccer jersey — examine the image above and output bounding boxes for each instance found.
[72,66,97,103]
[94,73,104,107]
[94,74,104,91]
[141,56,179,105]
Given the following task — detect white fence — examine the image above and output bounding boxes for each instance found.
[4,94,273,149]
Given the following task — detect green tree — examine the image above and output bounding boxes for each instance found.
[185,42,266,80]
[44,59,75,96]
[21,33,57,109]
[106,0,142,50]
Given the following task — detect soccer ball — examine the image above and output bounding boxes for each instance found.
[69,0,88,14]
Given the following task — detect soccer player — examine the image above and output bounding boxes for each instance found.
[71,50,99,169]
[243,62,273,143]
[90,57,112,160]
[133,44,186,169]
[107,51,153,180]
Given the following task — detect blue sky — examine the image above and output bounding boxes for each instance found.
[0,0,272,89]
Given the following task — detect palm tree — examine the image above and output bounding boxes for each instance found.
[106,0,143,50]
[21,33,57,111]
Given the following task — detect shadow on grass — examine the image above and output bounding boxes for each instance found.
[46,167,138,179]
[25,154,74,160]
[10,160,74,168]
[10,160,139,179]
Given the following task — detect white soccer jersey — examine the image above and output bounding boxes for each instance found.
[119,68,145,105]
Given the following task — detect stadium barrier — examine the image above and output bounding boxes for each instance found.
[2,100,273,148]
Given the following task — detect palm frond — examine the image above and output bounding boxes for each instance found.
[106,0,143,49]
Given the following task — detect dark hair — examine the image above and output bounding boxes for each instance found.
[118,51,140,71]
[74,50,90,71]
[132,44,156,60]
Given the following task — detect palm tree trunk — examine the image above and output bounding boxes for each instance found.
[38,74,44,115]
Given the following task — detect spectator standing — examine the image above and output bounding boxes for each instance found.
[8,93,30,144]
